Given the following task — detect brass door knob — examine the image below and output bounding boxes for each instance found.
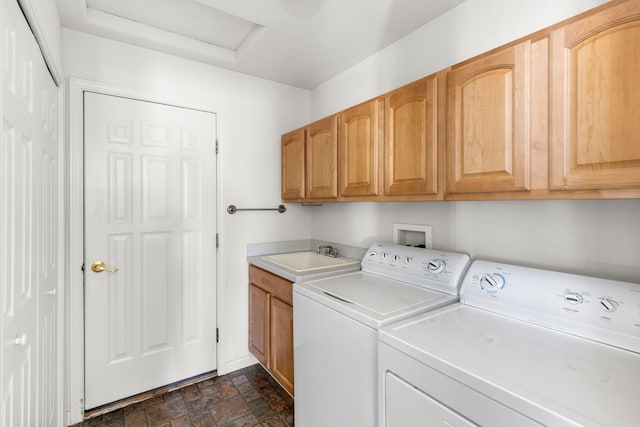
[91,261,118,273]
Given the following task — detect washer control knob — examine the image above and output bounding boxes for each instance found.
[599,298,618,312]
[427,259,446,274]
[392,254,401,263]
[381,252,389,260]
[480,273,505,292]
[404,256,412,264]
[564,292,584,305]
[368,251,377,258]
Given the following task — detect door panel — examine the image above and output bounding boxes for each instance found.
[385,372,476,427]
[1,0,60,425]
[306,115,338,199]
[447,42,531,194]
[384,76,438,196]
[281,128,305,200]
[550,1,640,189]
[270,297,294,395]
[248,283,270,366]
[84,93,217,409]
[339,99,380,197]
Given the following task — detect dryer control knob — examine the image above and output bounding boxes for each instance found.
[564,292,584,305]
[599,298,618,312]
[480,273,505,292]
[427,259,446,274]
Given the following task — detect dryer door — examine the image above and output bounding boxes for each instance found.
[385,372,476,427]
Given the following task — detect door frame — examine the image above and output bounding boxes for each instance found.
[66,77,224,425]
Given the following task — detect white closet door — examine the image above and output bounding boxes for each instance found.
[1,0,60,426]
[83,92,217,409]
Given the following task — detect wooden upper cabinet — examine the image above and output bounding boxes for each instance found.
[280,0,640,201]
[306,115,338,199]
[549,0,640,190]
[384,75,439,196]
[339,99,381,197]
[447,41,532,194]
[281,128,305,201]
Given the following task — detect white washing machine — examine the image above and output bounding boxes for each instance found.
[293,242,470,427]
[379,260,640,427]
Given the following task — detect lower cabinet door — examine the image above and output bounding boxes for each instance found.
[270,297,294,395]
[249,284,270,366]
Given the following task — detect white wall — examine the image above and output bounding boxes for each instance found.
[62,29,312,372]
[19,0,64,83]
[309,0,640,283]
[311,0,610,118]
[311,200,640,282]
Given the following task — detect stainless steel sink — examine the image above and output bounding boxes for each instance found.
[263,251,359,273]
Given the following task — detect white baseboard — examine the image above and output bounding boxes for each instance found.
[219,353,258,375]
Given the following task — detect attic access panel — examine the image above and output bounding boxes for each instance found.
[86,0,260,50]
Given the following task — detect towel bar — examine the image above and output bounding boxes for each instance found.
[227,204,286,214]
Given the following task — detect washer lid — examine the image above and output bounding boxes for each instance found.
[308,273,447,315]
[379,304,640,427]
[295,271,458,329]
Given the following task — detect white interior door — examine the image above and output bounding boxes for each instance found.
[1,0,60,425]
[83,92,217,409]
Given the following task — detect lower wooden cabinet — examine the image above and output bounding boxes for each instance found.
[248,265,294,396]
[270,297,294,394]
[248,284,270,366]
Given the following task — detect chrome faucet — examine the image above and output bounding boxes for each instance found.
[317,245,339,258]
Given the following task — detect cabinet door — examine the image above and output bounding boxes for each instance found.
[281,128,305,200]
[339,99,381,197]
[384,75,439,196]
[306,115,338,199]
[550,1,640,190]
[248,284,270,366]
[447,41,531,194]
[282,129,305,200]
[270,297,294,396]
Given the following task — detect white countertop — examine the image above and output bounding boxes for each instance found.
[247,239,365,282]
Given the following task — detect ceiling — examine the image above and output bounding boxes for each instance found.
[56,0,466,89]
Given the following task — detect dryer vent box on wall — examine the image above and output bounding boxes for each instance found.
[393,224,432,249]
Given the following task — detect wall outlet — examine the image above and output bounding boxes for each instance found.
[393,224,433,249]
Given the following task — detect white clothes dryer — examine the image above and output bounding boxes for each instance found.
[379,260,640,427]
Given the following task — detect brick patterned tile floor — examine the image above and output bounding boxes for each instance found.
[74,364,294,427]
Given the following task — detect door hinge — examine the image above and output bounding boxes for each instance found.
[215,139,219,154]
[216,328,219,343]
[216,233,219,248]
